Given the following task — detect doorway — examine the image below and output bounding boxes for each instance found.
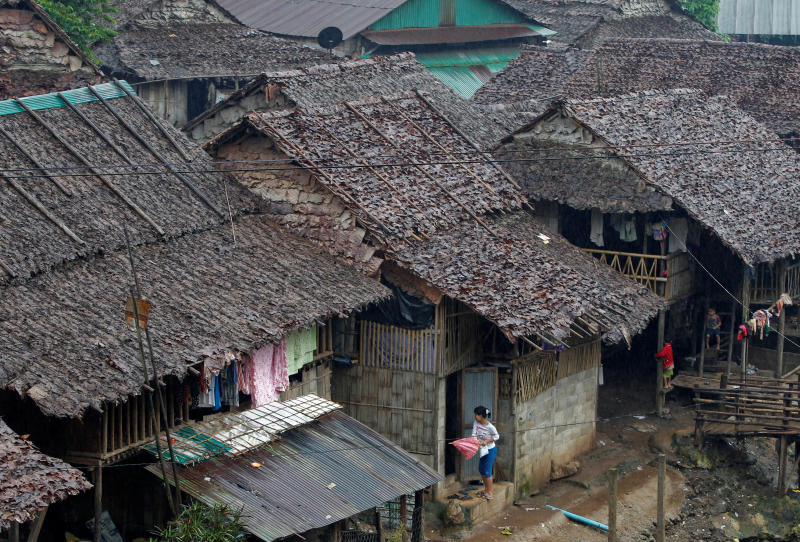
[460,368,497,481]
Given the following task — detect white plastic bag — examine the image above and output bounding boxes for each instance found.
[479,446,489,458]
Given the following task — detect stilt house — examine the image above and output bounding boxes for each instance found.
[0,82,394,540]
[205,91,665,499]
[497,89,800,378]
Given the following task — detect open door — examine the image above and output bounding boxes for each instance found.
[460,368,498,481]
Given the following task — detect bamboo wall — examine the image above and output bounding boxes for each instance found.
[331,364,437,457]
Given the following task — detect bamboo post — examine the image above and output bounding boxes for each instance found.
[656,454,666,542]
[777,261,788,376]
[608,468,618,542]
[93,463,102,542]
[741,267,751,380]
[656,310,666,417]
[27,506,48,542]
[9,522,19,542]
[726,298,736,374]
[375,507,383,542]
[699,297,709,376]
[400,495,408,541]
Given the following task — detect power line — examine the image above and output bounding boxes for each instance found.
[0,143,795,180]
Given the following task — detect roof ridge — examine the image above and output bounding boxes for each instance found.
[565,87,704,105]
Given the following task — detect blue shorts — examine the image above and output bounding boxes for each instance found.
[707,328,720,336]
[479,446,498,478]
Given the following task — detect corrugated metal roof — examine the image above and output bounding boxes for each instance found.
[144,395,341,464]
[214,0,407,38]
[718,0,800,34]
[147,411,441,541]
[362,23,540,44]
[368,0,526,29]
[415,46,520,97]
[0,80,135,117]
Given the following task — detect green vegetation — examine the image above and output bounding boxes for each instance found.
[679,0,721,32]
[149,503,247,542]
[38,0,115,61]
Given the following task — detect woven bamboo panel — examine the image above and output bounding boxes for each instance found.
[557,339,601,380]
[360,320,437,373]
[515,352,557,403]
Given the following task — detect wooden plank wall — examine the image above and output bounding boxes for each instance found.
[332,364,436,455]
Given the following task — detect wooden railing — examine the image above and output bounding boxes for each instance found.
[581,249,692,300]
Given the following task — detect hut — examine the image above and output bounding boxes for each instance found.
[497,89,800,380]
[204,90,664,503]
[0,81,389,540]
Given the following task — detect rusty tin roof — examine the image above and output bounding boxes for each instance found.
[147,410,441,541]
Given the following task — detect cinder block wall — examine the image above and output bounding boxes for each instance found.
[514,367,598,497]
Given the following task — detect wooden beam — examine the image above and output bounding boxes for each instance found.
[93,464,102,542]
[741,266,751,379]
[26,507,47,542]
[656,309,665,417]
[777,261,788,376]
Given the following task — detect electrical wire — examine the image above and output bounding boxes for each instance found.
[0,143,795,179]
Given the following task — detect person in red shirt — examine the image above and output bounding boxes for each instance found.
[655,339,675,390]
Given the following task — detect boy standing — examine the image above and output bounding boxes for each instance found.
[655,340,675,390]
[706,308,722,351]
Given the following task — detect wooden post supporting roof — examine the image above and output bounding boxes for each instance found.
[699,296,709,376]
[726,298,736,374]
[93,463,102,542]
[777,261,788,377]
[741,267,751,380]
[656,310,665,417]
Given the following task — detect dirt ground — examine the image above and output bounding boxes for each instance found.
[427,381,800,541]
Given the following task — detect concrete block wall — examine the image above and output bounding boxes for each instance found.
[216,135,383,274]
[513,367,598,497]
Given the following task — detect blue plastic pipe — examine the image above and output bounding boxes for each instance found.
[545,504,609,531]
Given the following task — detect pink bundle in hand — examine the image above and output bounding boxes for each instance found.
[451,437,481,460]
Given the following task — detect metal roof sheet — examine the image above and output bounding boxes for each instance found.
[147,411,441,541]
[0,80,135,117]
[717,0,800,34]
[415,46,519,97]
[361,23,539,44]
[214,0,407,38]
[144,395,341,463]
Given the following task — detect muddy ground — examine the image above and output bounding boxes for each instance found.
[427,382,800,541]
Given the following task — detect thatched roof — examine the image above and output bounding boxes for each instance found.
[185,53,520,149]
[0,83,389,418]
[519,89,800,265]
[500,0,717,47]
[563,38,800,138]
[212,91,664,343]
[0,418,91,529]
[95,23,333,82]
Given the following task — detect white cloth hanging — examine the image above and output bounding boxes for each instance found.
[590,208,604,247]
[668,218,688,253]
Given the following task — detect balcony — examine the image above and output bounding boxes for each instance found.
[580,249,693,301]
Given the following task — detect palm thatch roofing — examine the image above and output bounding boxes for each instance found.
[0,83,389,418]
[95,23,333,82]
[184,53,520,149]
[512,89,800,265]
[209,92,664,343]
[562,38,800,139]
[0,418,91,529]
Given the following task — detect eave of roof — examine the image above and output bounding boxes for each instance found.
[361,23,541,45]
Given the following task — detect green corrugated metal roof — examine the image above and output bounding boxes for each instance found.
[0,81,136,117]
[415,45,519,97]
[529,23,557,36]
[370,0,526,30]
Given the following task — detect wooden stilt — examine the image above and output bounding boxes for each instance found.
[777,261,787,376]
[93,463,102,542]
[741,267,751,380]
[656,310,666,417]
[726,298,736,374]
[656,454,666,542]
[699,296,709,376]
[9,522,19,542]
[779,436,788,496]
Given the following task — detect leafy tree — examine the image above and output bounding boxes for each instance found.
[38,0,116,62]
[149,503,247,542]
[679,0,721,32]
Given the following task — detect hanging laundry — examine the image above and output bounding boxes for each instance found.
[610,215,637,242]
[285,327,318,375]
[213,372,222,412]
[668,218,688,253]
[590,209,604,247]
[250,344,278,407]
[272,339,289,394]
[238,356,251,395]
[197,367,216,408]
[222,361,239,407]
[772,293,793,318]
[737,324,750,341]
[652,221,668,241]
[753,310,771,340]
